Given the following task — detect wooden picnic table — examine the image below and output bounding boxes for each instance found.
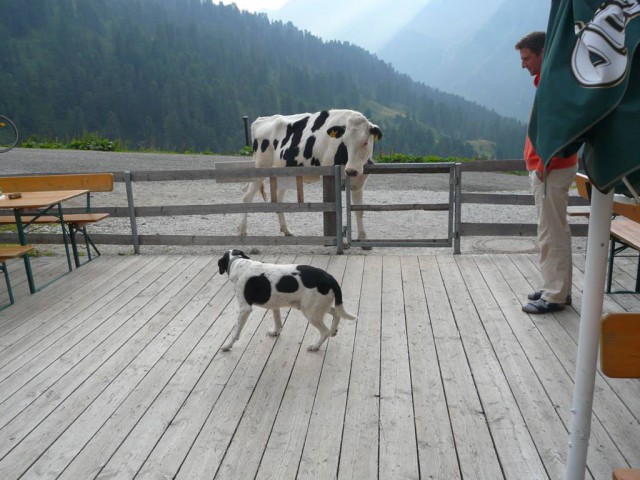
[0,189,88,292]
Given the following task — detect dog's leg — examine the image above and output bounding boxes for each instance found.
[329,307,340,337]
[222,308,251,351]
[306,314,331,351]
[268,309,282,337]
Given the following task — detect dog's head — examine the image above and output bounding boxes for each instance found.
[218,249,250,275]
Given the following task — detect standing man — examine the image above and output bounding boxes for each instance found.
[516,31,579,314]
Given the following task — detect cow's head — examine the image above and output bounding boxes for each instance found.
[327,114,382,177]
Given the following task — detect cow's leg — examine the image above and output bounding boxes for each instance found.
[239,180,264,236]
[350,185,368,242]
[276,188,294,236]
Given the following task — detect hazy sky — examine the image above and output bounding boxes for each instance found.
[218,0,288,12]
[219,0,428,52]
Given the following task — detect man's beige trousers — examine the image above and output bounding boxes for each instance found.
[530,164,578,304]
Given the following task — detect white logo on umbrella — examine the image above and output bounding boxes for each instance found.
[571,0,640,87]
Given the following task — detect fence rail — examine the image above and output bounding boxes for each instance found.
[0,160,589,254]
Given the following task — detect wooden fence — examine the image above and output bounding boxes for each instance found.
[459,159,589,240]
[0,160,589,254]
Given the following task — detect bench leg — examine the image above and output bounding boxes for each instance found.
[607,237,616,294]
[82,225,101,262]
[69,224,101,267]
[57,204,74,273]
[69,226,81,268]
[0,261,15,310]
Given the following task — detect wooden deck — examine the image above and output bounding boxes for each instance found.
[0,252,639,479]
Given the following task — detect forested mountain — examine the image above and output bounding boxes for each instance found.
[0,0,526,158]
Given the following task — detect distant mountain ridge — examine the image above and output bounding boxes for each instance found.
[271,0,426,52]
[379,0,550,120]
[270,0,550,121]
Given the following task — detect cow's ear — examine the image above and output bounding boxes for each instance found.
[370,126,382,142]
[327,126,346,139]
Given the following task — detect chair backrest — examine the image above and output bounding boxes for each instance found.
[0,173,113,193]
[575,172,640,222]
[601,312,640,378]
[575,173,591,201]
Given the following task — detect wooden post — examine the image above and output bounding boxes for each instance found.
[269,177,278,202]
[296,176,304,203]
[124,171,140,255]
[242,116,250,147]
[323,173,336,236]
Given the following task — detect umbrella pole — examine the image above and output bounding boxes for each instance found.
[566,188,614,480]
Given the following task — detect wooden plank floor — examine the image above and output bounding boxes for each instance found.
[0,252,639,479]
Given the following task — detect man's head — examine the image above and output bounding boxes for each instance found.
[515,31,545,76]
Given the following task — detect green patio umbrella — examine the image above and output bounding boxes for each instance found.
[527,1,640,479]
[530,0,640,195]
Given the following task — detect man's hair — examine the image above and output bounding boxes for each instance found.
[515,31,546,55]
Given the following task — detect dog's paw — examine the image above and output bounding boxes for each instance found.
[330,329,338,337]
[307,344,320,351]
[221,344,232,352]
[267,329,280,337]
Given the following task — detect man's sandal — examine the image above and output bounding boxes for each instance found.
[528,290,572,306]
[522,298,565,314]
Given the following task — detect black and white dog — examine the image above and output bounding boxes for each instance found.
[217,249,357,351]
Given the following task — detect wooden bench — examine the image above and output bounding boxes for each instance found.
[574,173,640,293]
[0,174,113,267]
[600,313,640,479]
[0,245,34,310]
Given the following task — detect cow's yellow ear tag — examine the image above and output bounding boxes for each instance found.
[329,130,337,138]
[373,134,379,141]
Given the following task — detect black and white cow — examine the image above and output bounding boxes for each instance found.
[238,109,382,241]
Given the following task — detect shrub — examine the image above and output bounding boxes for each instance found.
[67,132,119,151]
[21,135,66,149]
[375,153,476,164]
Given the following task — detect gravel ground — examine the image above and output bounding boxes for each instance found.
[1,148,587,257]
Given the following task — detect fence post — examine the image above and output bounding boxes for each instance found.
[345,175,352,245]
[242,116,250,147]
[334,165,343,254]
[323,169,337,240]
[454,163,462,254]
[124,171,140,254]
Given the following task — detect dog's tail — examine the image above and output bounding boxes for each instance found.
[334,303,356,320]
[332,283,356,320]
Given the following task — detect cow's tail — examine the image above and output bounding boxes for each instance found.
[259,180,267,202]
[241,179,267,201]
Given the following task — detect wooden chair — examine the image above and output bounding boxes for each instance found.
[601,313,640,479]
[613,468,640,480]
